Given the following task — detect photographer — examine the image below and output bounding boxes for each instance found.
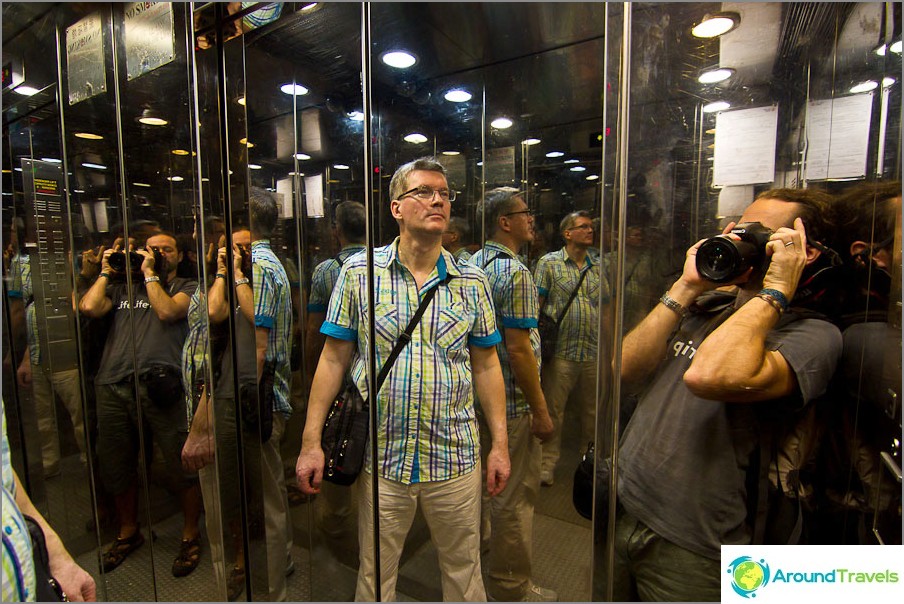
[610,189,843,600]
[78,232,202,577]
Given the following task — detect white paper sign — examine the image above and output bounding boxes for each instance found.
[713,106,779,186]
[304,174,324,218]
[804,94,873,181]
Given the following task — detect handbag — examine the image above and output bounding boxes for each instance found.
[23,515,66,602]
[539,267,589,363]
[140,364,184,408]
[239,359,276,442]
[321,274,453,486]
[572,441,612,522]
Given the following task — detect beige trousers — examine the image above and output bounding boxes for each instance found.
[540,357,599,474]
[31,366,85,472]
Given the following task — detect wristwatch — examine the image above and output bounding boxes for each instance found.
[660,290,687,319]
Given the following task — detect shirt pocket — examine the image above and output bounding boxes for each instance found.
[435,306,471,351]
[373,303,400,353]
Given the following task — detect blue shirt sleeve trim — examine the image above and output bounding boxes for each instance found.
[501,317,538,329]
[255,315,275,329]
[321,321,356,341]
[538,287,549,297]
[306,303,327,313]
[7,290,22,298]
[469,330,503,347]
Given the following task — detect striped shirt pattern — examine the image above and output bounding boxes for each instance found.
[322,238,501,484]
[7,254,39,366]
[453,247,472,265]
[2,399,36,602]
[470,241,541,419]
[252,240,294,417]
[306,244,366,313]
[534,247,609,361]
[181,286,208,426]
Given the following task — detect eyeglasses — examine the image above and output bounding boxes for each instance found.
[398,186,456,203]
[568,224,593,232]
[503,209,533,218]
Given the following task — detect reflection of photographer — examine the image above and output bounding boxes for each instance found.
[77,232,204,577]
[610,189,844,600]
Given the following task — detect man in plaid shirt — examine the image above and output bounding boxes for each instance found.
[296,157,511,601]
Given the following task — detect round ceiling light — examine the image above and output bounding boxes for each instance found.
[691,12,740,38]
[347,111,365,121]
[249,164,262,170]
[564,159,579,164]
[546,151,564,158]
[381,51,417,69]
[702,101,731,113]
[444,89,472,103]
[849,80,878,93]
[570,166,587,172]
[82,162,107,170]
[280,83,308,96]
[586,174,599,181]
[237,96,246,105]
[74,132,103,140]
[333,164,350,170]
[167,176,184,182]
[882,77,897,88]
[404,133,428,144]
[490,117,513,129]
[441,151,460,156]
[891,40,902,54]
[698,68,735,84]
[294,153,311,160]
[522,138,541,145]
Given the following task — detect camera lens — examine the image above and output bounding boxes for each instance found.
[696,237,760,283]
[108,252,126,272]
[129,251,144,271]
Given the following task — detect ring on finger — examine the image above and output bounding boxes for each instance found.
[784,241,794,247]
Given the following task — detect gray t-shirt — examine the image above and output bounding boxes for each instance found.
[617,307,842,560]
[213,307,257,400]
[95,277,197,385]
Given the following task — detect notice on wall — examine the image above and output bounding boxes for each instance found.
[713,105,778,187]
[66,13,106,105]
[304,174,325,218]
[124,2,175,80]
[485,146,516,187]
[804,94,873,181]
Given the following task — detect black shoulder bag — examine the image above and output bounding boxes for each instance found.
[321,274,452,485]
[538,267,589,363]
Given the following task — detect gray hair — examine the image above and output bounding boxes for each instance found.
[249,187,278,239]
[560,210,591,234]
[446,216,471,242]
[335,201,366,243]
[479,187,524,235]
[389,157,447,201]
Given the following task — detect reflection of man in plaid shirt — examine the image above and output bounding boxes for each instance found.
[296,157,511,601]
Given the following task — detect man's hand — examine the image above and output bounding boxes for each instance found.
[530,407,555,443]
[296,443,325,495]
[485,444,511,497]
[100,244,119,275]
[80,246,104,279]
[761,217,808,299]
[233,243,246,279]
[181,430,215,473]
[49,556,96,602]
[16,354,32,388]
[137,247,157,278]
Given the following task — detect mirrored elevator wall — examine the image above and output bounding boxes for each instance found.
[2,2,901,602]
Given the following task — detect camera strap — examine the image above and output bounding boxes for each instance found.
[556,266,590,324]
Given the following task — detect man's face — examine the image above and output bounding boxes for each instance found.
[564,216,594,248]
[442,229,458,249]
[146,234,181,273]
[233,229,251,253]
[391,169,451,236]
[504,196,535,246]
[737,197,801,233]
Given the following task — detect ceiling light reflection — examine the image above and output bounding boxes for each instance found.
[381,51,417,69]
[280,83,308,96]
[698,68,734,84]
[444,89,472,103]
[404,133,428,144]
[491,117,513,129]
[702,101,730,113]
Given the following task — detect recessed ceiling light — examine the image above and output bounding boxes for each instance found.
[546,151,564,158]
[73,189,85,193]
[891,40,902,54]
[201,177,210,182]
[347,111,365,121]
[13,85,40,96]
[570,166,587,172]
[849,80,878,93]
[249,164,262,170]
[288,172,305,176]
[702,101,730,113]
[381,50,417,69]
[138,116,168,126]
[441,151,460,156]
[333,164,350,170]
[40,158,61,163]
[237,96,246,106]
[705,128,716,135]
[444,89,472,103]
[239,138,254,148]
[133,182,151,187]
[698,68,734,84]
[522,138,541,145]
[295,153,311,160]
[491,117,513,129]
[168,176,184,182]
[404,133,428,144]
[14,168,23,172]
[564,159,579,164]
[883,77,896,87]
[74,132,103,140]
[82,162,107,170]
[477,161,483,166]
[586,174,599,181]
[171,149,190,156]
[691,12,740,38]
[280,83,308,95]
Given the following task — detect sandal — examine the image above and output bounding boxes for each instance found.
[172,537,202,577]
[101,530,145,572]
[227,565,246,601]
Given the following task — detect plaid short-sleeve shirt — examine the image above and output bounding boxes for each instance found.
[252,240,294,417]
[7,254,39,366]
[534,248,609,362]
[306,244,366,313]
[321,238,501,484]
[470,241,541,419]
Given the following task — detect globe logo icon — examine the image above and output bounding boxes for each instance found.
[727,556,770,598]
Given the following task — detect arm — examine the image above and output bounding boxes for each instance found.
[470,344,511,496]
[684,218,809,402]
[207,247,230,323]
[235,244,255,325]
[12,471,96,601]
[304,311,326,383]
[504,327,553,441]
[295,337,356,494]
[255,326,269,379]
[181,385,215,472]
[139,250,190,322]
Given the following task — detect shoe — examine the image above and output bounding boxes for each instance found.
[285,559,295,577]
[172,536,202,577]
[227,565,245,601]
[540,469,554,486]
[101,530,145,572]
[524,583,558,602]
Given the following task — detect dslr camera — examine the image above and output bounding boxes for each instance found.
[237,244,252,277]
[108,248,165,276]
[695,222,773,283]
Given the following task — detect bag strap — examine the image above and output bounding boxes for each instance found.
[375,273,453,391]
[556,265,590,324]
[482,252,507,268]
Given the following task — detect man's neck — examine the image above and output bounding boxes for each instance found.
[565,243,588,267]
[490,233,520,255]
[398,233,442,283]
